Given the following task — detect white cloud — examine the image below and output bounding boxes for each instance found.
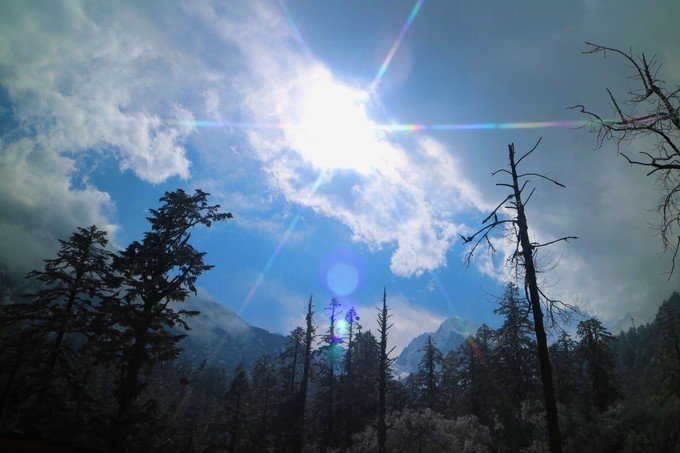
[0,137,117,277]
[2,0,676,329]
[0,1,196,183]
[352,293,445,356]
[0,0,208,274]
[190,2,490,277]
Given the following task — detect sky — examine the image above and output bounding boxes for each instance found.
[1,0,678,354]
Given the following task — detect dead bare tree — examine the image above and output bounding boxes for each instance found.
[463,140,578,453]
[571,42,680,277]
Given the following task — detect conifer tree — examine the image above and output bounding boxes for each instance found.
[319,297,342,447]
[343,306,360,379]
[251,355,277,450]
[225,364,252,452]
[493,283,537,407]
[98,189,230,439]
[549,332,580,404]
[1,225,116,412]
[655,294,680,397]
[280,326,305,394]
[416,335,443,410]
[339,306,360,447]
[453,324,495,424]
[293,294,316,453]
[576,318,619,413]
[377,288,395,453]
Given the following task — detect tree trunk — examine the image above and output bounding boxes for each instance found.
[116,298,154,422]
[36,267,84,408]
[509,143,562,453]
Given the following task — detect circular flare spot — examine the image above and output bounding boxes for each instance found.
[327,262,359,296]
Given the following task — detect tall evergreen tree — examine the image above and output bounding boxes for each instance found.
[493,283,537,406]
[377,288,395,453]
[225,364,252,452]
[98,189,230,441]
[343,306,360,379]
[549,332,580,404]
[416,335,443,410]
[655,294,680,397]
[280,326,305,394]
[576,318,619,413]
[293,294,316,453]
[449,324,496,423]
[1,225,116,413]
[339,306,360,447]
[318,297,342,448]
[251,355,277,451]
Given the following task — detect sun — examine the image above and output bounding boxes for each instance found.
[288,66,389,174]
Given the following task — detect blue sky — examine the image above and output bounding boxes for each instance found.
[1,0,678,353]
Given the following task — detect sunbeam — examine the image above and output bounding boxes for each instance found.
[238,169,327,315]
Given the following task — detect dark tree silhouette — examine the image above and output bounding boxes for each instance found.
[416,335,443,410]
[339,306,361,447]
[447,325,495,424]
[549,332,580,405]
[655,296,680,397]
[98,189,230,441]
[463,141,579,453]
[493,283,537,404]
[251,355,277,450]
[572,42,680,276]
[225,364,252,452]
[576,318,619,413]
[343,306,360,379]
[319,297,342,447]
[0,225,116,413]
[293,294,316,453]
[280,326,305,394]
[377,288,395,453]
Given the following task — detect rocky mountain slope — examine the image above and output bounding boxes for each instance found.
[394,316,477,375]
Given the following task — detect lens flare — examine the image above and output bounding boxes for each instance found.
[326,262,360,297]
[335,318,349,337]
[370,0,425,93]
[239,170,327,314]
[173,118,602,133]
[278,0,311,56]
[319,248,366,298]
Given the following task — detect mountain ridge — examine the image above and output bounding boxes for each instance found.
[178,291,286,374]
[394,315,477,375]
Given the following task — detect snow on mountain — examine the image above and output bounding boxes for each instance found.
[394,316,477,375]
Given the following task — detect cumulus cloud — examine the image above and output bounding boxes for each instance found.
[0,137,117,277]
[2,0,677,329]
[0,0,204,275]
[191,2,490,277]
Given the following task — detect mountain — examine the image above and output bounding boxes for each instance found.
[607,308,657,335]
[394,316,477,376]
[178,291,286,374]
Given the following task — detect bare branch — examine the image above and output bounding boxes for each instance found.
[518,173,566,188]
[577,43,679,274]
[532,236,579,249]
[516,137,543,166]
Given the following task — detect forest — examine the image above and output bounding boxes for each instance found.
[0,191,678,452]
[0,4,679,451]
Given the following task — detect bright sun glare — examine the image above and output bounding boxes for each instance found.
[289,67,388,174]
